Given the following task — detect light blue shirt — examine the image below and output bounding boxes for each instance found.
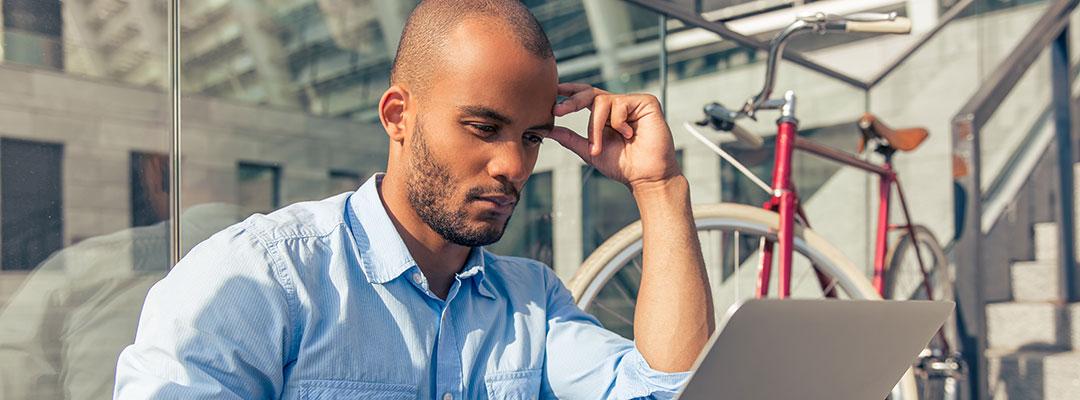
[114,174,690,399]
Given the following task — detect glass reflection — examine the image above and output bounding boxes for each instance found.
[0,1,173,398]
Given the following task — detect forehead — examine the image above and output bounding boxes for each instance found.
[423,18,558,124]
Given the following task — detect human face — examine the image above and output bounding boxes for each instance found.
[402,19,558,246]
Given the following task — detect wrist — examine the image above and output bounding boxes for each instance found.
[630,175,690,204]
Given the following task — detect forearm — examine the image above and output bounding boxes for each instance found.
[630,175,715,372]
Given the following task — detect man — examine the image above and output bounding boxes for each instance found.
[114,1,714,399]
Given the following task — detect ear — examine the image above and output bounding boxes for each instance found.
[379,85,411,143]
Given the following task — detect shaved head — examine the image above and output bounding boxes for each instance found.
[390,0,554,95]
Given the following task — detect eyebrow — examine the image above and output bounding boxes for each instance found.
[458,105,554,132]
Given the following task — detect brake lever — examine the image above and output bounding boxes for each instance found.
[702,102,739,131]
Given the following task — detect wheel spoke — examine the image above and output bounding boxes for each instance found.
[821,274,840,297]
[593,300,634,327]
[610,273,635,302]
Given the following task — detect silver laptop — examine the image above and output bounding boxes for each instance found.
[676,299,953,400]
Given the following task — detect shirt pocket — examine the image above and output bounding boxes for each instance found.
[484,369,542,400]
[299,379,418,400]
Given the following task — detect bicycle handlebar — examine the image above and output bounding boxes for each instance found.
[695,12,912,149]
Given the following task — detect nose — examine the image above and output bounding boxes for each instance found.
[486,140,531,186]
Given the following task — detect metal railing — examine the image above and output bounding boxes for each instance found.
[950,1,1078,399]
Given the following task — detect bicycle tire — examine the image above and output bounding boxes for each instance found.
[885,225,955,349]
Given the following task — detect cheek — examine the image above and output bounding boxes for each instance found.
[525,147,540,170]
[425,128,489,176]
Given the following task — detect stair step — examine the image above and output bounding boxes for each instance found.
[986,349,1080,400]
[1011,261,1061,302]
[1035,223,1059,262]
[986,302,1068,351]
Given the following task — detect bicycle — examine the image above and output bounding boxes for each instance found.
[567,11,963,400]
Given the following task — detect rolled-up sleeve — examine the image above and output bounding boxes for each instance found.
[113,224,295,400]
[540,267,691,399]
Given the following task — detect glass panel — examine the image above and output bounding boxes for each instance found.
[972,0,1049,83]
[237,161,281,214]
[0,0,170,398]
[979,47,1053,189]
[328,169,362,194]
[178,0,395,254]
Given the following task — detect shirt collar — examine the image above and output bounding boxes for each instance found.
[347,173,495,299]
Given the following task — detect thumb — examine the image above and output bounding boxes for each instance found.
[548,126,592,163]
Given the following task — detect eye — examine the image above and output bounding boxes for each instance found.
[468,123,497,136]
[523,133,544,146]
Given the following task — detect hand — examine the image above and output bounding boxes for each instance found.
[548,83,682,191]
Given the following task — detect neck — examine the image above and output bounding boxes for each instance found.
[378,172,470,297]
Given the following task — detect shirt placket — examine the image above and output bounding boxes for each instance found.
[434,296,463,400]
[409,269,465,400]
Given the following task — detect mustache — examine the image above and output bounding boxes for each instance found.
[465,182,520,202]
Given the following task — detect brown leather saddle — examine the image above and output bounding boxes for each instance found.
[857,113,929,153]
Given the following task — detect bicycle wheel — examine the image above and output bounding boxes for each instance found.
[568,202,920,400]
[885,225,960,400]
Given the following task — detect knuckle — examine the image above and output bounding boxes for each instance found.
[639,93,659,104]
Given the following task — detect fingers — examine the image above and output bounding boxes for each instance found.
[557,82,594,96]
[610,101,634,140]
[552,85,656,158]
[554,83,608,117]
[590,95,612,156]
[548,126,591,162]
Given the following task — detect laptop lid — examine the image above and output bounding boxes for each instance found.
[676,299,953,400]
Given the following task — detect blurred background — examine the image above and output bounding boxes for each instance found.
[0,0,1076,399]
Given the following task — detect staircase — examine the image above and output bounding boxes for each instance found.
[985,222,1080,399]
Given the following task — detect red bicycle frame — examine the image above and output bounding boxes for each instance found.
[754,95,934,300]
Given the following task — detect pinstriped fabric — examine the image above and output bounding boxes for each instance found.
[114,173,690,400]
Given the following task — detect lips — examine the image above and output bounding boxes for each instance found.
[478,195,516,207]
[473,194,517,213]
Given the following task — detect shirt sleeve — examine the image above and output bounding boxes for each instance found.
[113,224,296,400]
[539,266,691,399]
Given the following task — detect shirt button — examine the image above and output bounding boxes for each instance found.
[442,392,453,400]
[412,272,424,285]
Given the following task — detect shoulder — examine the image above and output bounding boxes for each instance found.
[238,192,353,244]
[172,192,355,289]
